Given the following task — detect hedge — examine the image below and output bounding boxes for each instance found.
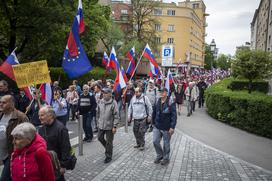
[228,79,268,93]
[49,67,116,88]
[205,77,272,138]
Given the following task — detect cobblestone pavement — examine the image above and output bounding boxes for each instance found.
[66,126,272,181]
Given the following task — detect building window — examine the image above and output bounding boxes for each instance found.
[155,37,161,44]
[192,3,199,9]
[168,25,175,32]
[167,10,175,16]
[121,9,128,15]
[154,9,162,15]
[167,38,174,44]
[155,24,161,31]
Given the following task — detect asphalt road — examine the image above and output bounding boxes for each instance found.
[176,106,272,171]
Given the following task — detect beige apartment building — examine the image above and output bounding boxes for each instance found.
[251,0,272,51]
[153,0,207,68]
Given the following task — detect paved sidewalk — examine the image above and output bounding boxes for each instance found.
[66,126,272,181]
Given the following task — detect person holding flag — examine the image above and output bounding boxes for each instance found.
[126,47,136,77]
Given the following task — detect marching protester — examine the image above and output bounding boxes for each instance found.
[72,80,82,95]
[0,80,18,108]
[93,84,103,132]
[185,82,198,117]
[128,87,152,151]
[0,95,29,181]
[153,88,177,165]
[77,84,97,142]
[38,106,73,181]
[18,89,30,113]
[26,89,47,127]
[97,88,119,163]
[10,122,55,181]
[145,79,158,132]
[197,77,208,108]
[66,85,79,121]
[52,89,68,126]
[175,83,185,115]
[124,82,135,107]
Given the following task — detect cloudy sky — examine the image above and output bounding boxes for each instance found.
[165,0,260,55]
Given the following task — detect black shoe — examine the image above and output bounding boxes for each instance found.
[154,157,163,164]
[134,145,140,148]
[139,146,145,151]
[160,159,169,165]
[86,138,92,142]
[104,157,112,163]
[83,137,88,141]
[187,113,190,117]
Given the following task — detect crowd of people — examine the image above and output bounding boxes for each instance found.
[0,68,230,180]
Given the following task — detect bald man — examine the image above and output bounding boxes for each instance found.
[0,95,29,180]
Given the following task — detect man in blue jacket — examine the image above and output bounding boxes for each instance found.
[153,88,177,165]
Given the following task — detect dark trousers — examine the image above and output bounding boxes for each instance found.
[1,156,11,181]
[68,104,77,120]
[82,112,93,140]
[57,115,68,126]
[98,129,114,159]
[198,94,205,108]
[133,119,146,147]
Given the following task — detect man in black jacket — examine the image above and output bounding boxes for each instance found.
[38,106,72,181]
[77,84,97,142]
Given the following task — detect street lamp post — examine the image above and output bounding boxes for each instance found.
[210,39,216,70]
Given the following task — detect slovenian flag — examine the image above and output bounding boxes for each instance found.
[39,82,52,105]
[165,69,174,95]
[102,51,109,67]
[142,44,161,78]
[126,47,135,76]
[77,0,85,34]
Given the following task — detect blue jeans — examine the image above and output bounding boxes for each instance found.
[82,112,93,140]
[153,127,171,160]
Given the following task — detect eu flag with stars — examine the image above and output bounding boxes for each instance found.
[62,16,92,78]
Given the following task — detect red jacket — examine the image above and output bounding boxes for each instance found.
[11,134,55,181]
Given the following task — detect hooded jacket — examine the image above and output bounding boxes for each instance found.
[11,134,55,181]
[97,98,119,130]
[128,94,153,120]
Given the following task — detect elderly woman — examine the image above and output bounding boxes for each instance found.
[10,122,55,181]
[52,89,68,126]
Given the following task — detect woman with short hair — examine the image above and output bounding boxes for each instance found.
[10,122,55,181]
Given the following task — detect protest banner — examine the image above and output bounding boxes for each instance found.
[12,60,51,88]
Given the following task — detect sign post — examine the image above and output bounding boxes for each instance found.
[161,45,173,67]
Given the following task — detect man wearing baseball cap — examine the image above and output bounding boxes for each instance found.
[97,88,119,163]
[153,88,177,165]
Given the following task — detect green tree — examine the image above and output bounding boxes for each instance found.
[100,21,125,52]
[216,54,232,70]
[0,0,111,67]
[204,44,215,70]
[128,0,159,50]
[232,49,272,93]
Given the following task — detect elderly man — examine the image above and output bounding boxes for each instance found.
[77,84,97,142]
[153,88,177,165]
[184,82,198,117]
[0,95,29,181]
[128,87,153,151]
[38,106,72,181]
[97,88,119,163]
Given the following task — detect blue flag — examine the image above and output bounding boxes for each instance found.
[62,16,92,78]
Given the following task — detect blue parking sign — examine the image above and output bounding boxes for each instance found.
[164,48,171,56]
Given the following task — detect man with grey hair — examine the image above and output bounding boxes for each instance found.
[38,106,72,181]
[128,87,153,151]
[77,84,97,142]
[0,95,29,181]
[97,87,119,163]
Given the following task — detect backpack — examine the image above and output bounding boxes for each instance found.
[35,149,62,180]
